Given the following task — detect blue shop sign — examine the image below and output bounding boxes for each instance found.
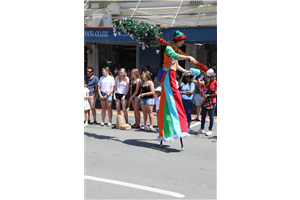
[84,28,170,42]
[84,27,216,42]
[170,27,217,42]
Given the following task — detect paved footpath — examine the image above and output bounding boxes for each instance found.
[84,110,217,199]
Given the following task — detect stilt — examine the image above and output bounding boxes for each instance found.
[180,137,184,150]
[160,140,163,147]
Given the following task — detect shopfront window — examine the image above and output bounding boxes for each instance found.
[197,42,217,73]
[98,44,136,73]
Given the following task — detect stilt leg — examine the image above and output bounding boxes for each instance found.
[160,140,163,147]
[180,137,184,150]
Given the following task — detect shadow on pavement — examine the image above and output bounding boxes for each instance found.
[84,132,121,142]
[84,132,182,153]
[122,139,182,153]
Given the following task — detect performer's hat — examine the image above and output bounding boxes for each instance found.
[155,87,161,92]
[172,30,186,42]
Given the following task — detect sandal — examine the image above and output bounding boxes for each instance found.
[131,124,139,128]
[147,127,155,132]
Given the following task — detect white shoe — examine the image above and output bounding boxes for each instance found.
[205,131,212,136]
[84,121,88,127]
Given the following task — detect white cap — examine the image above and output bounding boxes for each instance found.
[206,69,215,76]
[154,87,161,92]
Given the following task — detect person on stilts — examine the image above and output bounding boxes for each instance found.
[157,30,197,150]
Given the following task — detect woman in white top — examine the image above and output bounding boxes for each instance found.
[113,68,130,123]
[97,67,115,126]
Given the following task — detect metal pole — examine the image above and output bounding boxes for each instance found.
[171,0,184,27]
[180,137,184,150]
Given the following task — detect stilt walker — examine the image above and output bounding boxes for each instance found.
[112,18,210,150]
[156,30,198,150]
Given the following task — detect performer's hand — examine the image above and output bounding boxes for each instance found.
[186,70,193,75]
[187,56,197,64]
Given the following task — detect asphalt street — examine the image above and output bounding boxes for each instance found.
[84,112,217,199]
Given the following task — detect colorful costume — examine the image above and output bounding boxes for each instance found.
[157,31,190,142]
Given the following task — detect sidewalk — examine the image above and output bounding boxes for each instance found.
[95,108,217,122]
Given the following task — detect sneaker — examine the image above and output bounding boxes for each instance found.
[84,121,88,127]
[107,122,112,127]
[188,128,191,133]
[156,128,159,133]
[205,131,213,136]
[100,122,105,126]
[140,125,145,130]
[93,121,97,124]
[88,120,91,124]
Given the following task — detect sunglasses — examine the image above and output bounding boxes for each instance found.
[87,71,92,73]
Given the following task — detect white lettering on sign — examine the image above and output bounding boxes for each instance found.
[84,31,109,37]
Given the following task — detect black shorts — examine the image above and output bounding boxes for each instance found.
[115,93,125,100]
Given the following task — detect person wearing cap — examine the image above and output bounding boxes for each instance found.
[197,69,217,136]
[157,30,197,142]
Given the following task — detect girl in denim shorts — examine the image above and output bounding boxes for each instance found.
[138,70,155,132]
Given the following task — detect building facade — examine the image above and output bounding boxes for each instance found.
[84,26,217,78]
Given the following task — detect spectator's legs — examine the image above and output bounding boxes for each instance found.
[100,101,106,123]
[208,103,217,131]
[146,105,154,128]
[115,99,121,115]
[201,105,207,130]
[133,100,141,126]
[141,104,147,126]
[121,99,128,123]
[106,101,113,123]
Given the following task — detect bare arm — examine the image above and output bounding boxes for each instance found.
[122,77,130,100]
[178,72,185,88]
[131,79,141,97]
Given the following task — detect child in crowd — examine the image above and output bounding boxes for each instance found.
[154,87,161,133]
[84,80,91,127]
[153,76,161,110]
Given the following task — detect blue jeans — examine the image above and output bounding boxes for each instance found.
[182,99,193,123]
[201,103,217,131]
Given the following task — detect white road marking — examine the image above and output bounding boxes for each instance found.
[190,122,201,128]
[84,175,185,198]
